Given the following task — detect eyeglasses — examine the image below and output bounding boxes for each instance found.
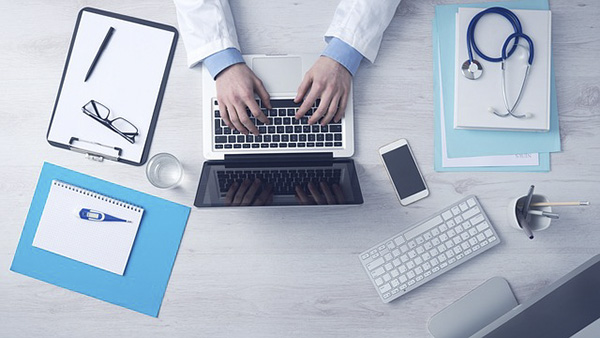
[82,100,138,144]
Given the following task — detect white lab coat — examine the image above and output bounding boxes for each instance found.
[174,0,402,68]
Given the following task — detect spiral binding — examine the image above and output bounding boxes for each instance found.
[52,180,143,213]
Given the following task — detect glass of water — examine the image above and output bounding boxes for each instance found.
[146,153,184,189]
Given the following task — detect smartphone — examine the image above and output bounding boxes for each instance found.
[378,139,429,206]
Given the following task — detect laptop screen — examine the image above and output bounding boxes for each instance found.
[194,158,363,207]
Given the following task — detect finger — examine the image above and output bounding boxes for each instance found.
[295,185,313,205]
[296,89,319,120]
[241,179,261,206]
[321,93,340,126]
[224,181,239,206]
[254,78,272,109]
[234,103,258,135]
[332,184,346,204]
[308,182,326,205]
[220,102,233,129]
[320,181,336,204]
[266,192,274,206]
[295,75,312,103]
[233,179,252,205]
[334,91,349,123]
[246,97,269,125]
[229,105,249,135]
[310,91,333,125]
[253,185,273,206]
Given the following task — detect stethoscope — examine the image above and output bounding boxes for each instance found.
[461,7,534,119]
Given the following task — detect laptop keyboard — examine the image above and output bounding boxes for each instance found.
[212,98,344,150]
[217,168,342,195]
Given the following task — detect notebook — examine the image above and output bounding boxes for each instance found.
[32,180,143,275]
[454,8,552,131]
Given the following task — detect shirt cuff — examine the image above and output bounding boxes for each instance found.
[321,37,364,76]
[203,48,245,79]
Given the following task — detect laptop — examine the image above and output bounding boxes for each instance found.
[195,54,363,207]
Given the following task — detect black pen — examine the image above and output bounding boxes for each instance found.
[84,27,115,82]
[520,185,536,239]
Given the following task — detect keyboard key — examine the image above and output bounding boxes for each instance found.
[329,125,342,132]
[379,284,391,293]
[270,99,302,108]
[476,221,490,232]
[367,257,385,270]
[215,136,227,143]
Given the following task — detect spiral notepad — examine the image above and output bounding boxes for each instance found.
[32,180,144,275]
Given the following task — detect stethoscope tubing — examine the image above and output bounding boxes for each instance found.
[467,7,523,63]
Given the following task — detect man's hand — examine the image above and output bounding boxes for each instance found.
[294,56,352,126]
[216,63,271,135]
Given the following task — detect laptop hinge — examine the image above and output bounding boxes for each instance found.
[224,152,333,166]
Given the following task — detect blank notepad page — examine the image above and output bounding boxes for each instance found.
[32,180,143,275]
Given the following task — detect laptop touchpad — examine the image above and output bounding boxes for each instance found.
[251,56,302,94]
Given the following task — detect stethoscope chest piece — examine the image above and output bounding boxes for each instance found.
[461,59,483,80]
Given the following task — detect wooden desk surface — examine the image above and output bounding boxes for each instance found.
[1,1,599,337]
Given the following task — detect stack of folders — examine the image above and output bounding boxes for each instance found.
[433,0,561,172]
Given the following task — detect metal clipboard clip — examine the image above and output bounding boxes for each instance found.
[69,137,123,163]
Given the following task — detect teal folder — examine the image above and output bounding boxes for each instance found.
[10,162,190,317]
[434,14,549,172]
[435,0,561,158]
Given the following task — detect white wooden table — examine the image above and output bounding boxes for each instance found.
[1,1,599,337]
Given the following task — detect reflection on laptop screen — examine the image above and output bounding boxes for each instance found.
[194,159,363,207]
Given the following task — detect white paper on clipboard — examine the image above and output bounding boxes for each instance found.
[47,9,176,164]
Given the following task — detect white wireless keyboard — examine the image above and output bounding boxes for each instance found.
[359,195,500,303]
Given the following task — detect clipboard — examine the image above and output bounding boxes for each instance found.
[47,7,178,166]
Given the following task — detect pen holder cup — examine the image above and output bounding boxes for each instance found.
[508,194,552,231]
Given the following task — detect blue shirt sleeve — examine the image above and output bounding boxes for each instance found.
[203,48,245,79]
[321,37,364,76]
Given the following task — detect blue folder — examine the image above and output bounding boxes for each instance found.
[434,18,549,172]
[10,162,190,317]
[435,0,561,158]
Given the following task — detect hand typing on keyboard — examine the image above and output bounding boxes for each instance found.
[215,58,351,136]
[295,56,352,126]
[295,181,346,205]
[216,64,271,136]
[225,178,274,206]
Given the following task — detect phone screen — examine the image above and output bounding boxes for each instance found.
[382,145,426,199]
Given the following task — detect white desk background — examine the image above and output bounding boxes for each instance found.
[1,1,599,337]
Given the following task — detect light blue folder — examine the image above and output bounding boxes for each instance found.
[434,18,550,172]
[10,162,190,317]
[436,0,561,158]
